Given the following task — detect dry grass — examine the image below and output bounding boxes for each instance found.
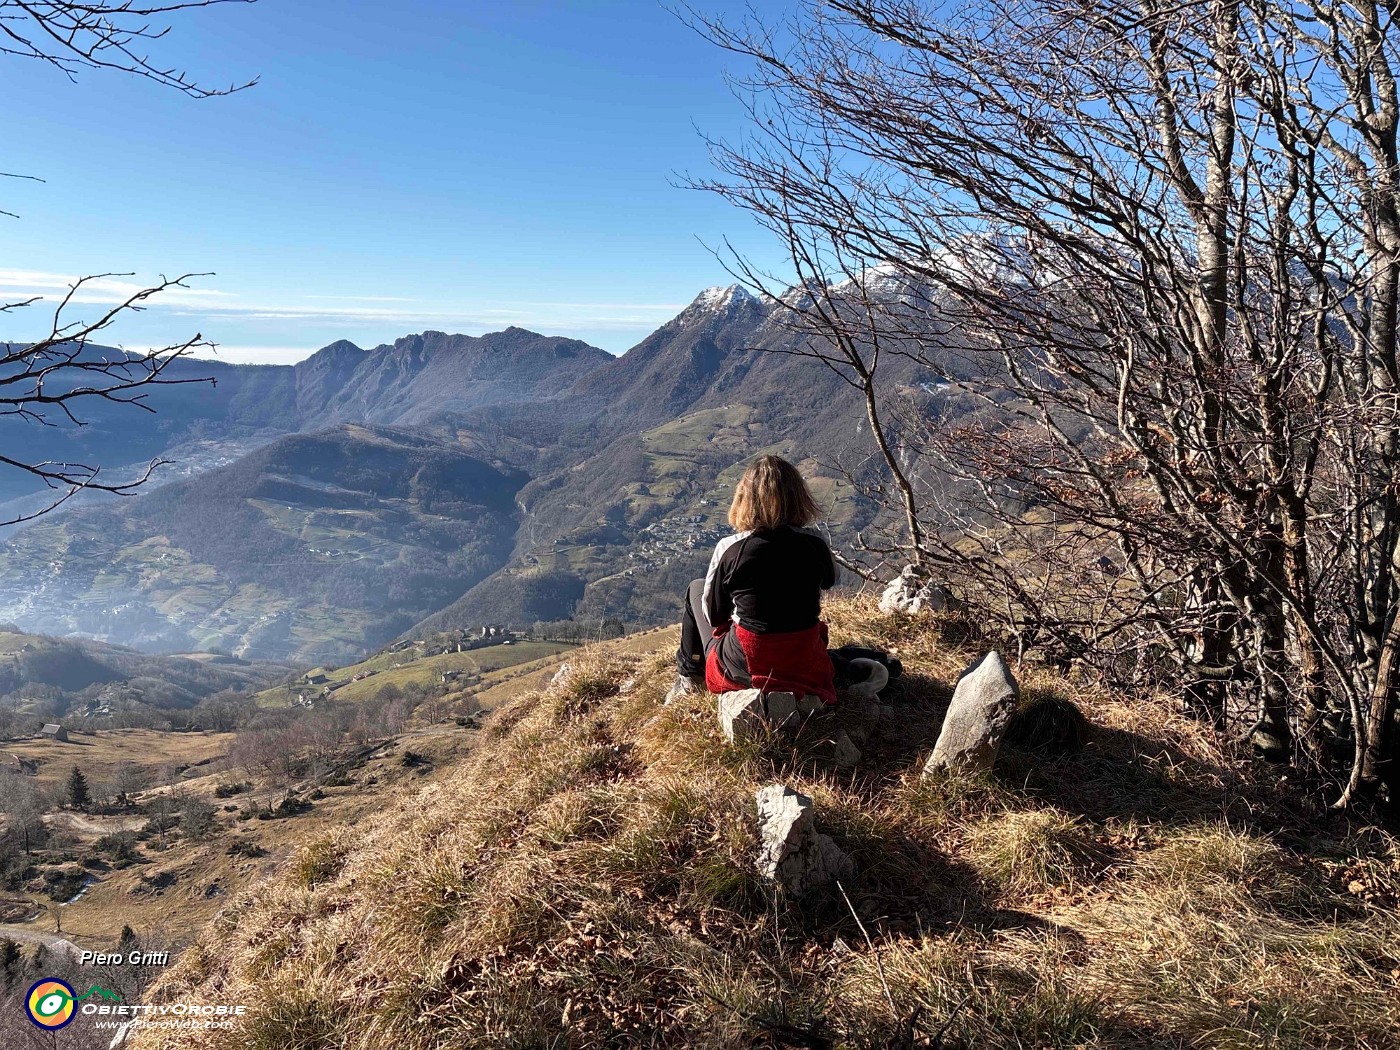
[3,720,480,950]
[0,728,234,791]
[290,832,351,890]
[129,597,1400,1049]
[963,809,1110,894]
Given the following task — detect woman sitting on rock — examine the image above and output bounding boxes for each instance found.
[670,454,889,704]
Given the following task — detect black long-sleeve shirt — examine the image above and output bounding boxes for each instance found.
[702,526,838,636]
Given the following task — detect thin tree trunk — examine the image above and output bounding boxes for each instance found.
[858,364,927,567]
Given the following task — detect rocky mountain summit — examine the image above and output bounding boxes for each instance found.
[0,327,610,514]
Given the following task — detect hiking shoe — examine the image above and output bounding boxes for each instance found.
[845,658,890,699]
[664,673,704,705]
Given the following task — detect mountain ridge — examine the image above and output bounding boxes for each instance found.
[0,326,613,512]
[0,282,965,659]
[0,424,527,662]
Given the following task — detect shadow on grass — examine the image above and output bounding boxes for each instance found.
[996,725,1235,828]
[857,669,1243,831]
[755,666,1269,839]
[794,818,1070,949]
[743,745,1074,944]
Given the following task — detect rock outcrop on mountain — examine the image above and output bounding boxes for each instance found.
[301,328,612,429]
[879,564,958,616]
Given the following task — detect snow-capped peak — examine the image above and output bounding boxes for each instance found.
[831,261,912,297]
[689,283,756,312]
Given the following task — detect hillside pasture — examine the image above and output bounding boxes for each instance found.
[259,640,575,707]
[0,729,235,792]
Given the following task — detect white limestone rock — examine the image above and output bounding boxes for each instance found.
[717,689,825,742]
[764,690,800,727]
[754,784,854,896]
[879,565,956,616]
[923,650,1020,775]
[719,689,767,743]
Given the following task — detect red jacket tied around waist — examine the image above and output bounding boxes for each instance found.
[706,621,837,704]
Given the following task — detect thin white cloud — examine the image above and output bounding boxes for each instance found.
[301,294,422,302]
[0,268,237,307]
[186,345,317,366]
[172,305,674,325]
[0,268,688,334]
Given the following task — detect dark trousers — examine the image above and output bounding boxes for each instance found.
[678,578,752,684]
[677,578,711,677]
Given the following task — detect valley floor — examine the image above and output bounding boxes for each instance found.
[0,631,676,962]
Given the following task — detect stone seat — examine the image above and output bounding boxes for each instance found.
[716,688,825,744]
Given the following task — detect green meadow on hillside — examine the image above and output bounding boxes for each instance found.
[257,640,576,707]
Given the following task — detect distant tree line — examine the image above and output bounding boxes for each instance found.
[527,618,627,643]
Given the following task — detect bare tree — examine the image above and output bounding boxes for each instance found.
[113,760,151,802]
[1,278,219,523]
[0,770,48,853]
[0,0,256,97]
[1,0,256,524]
[143,793,179,845]
[691,0,1400,805]
[229,718,301,784]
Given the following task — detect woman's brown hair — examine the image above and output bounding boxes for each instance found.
[728,455,822,531]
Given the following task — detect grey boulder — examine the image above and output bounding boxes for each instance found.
[923,650,1020,774]
[829,729,862,768]
[754,784,854,896]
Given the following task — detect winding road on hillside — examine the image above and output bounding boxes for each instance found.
[45,812,146,835]
[0,922,85,956]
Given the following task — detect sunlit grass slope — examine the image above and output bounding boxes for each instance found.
[133,598,1400,1049]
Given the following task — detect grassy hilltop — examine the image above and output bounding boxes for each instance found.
[130,599,1400,1049]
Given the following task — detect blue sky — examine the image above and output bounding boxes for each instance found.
[0,0,786,361]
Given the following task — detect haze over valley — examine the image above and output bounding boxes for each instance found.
[0,279,962,663]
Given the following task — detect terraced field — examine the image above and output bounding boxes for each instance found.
[257,639,576,707]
